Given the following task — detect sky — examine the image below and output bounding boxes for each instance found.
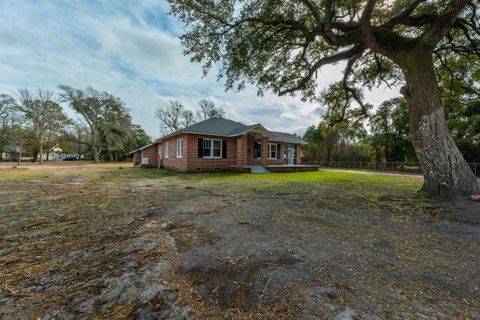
[0,0,399,138]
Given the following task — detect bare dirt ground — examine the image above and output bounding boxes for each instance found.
[1,163,479,319]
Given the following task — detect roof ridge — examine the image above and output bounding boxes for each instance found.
[183,117,246,132]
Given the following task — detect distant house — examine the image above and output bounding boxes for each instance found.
[47,146,64,161]
[0,145,24,162]
[130,117,318,173]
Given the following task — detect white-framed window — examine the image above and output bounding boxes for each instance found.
[202,138,222,158]
[164,142,169,159]
[268,143,279,159]
[158,145,162,159]
[176,139,183,158]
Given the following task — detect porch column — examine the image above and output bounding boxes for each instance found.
[237,135,248,166]
[296,144,302,164]
[261,136,268,166]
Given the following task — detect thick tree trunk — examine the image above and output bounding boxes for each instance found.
[326,135,333,162]
[93,147,100,163]
[400,51,479,198]
[39,144,43,164]
[32,147,38,163]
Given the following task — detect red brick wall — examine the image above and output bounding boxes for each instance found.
[246,136,286,166]
[139,144,159,168]
[133,151,141,166]
[133,133,302,171]
[158,134,187,172]
[247,135,262,165]
[236,135,248,166]
[296,144,302,165]
[185,134,238,172]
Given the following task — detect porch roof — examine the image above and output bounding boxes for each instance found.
[181,118,305,144]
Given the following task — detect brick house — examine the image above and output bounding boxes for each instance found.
[131,117,318,173]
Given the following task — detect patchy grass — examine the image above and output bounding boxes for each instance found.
[0,163,479,319]
[0,162,175,181]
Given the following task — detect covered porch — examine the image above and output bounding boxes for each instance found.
[234,124,303,167]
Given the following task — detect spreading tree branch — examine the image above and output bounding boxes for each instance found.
[422,0,470,46]
[279,46,364,96]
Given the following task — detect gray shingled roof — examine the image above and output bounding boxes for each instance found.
[271,131,306,144]
[131,118,306,153]
[181,117,305,144]
[182,117,248,136]
[0,145,24,153]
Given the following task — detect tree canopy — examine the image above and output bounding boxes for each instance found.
[169,0,479,101]
[59,85,147,163]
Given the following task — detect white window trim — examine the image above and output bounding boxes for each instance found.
[268,143,278,160]
[176,139,183,158]
[158,145,162,159]
[164,142,169,159]
[203,138,222,159]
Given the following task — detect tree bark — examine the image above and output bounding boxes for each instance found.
[400,51,479,197]
[93,146,100,163]
[39,144,43,164]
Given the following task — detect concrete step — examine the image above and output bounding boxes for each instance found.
[250,165,271,174]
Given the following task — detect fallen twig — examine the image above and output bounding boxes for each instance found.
[39,185,49,195]
[259,270,280,301]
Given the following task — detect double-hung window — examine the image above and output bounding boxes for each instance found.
[176,139,183,158]
[268,143,278,159]
[164,142,169,159]
[203,138,222,158]
[213,140,221,158]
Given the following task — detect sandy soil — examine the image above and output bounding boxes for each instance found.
[0,164,479,319]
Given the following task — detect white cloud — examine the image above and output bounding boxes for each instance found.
[0,0,400,139]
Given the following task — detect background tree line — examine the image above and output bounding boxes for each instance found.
[304,96,480,165]
[304,94,479,165]
[303,97,417,164]
[0,86,150,163]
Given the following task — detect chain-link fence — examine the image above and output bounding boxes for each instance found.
[304,161,480,177]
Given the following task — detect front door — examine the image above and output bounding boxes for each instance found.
[287,148,294,165]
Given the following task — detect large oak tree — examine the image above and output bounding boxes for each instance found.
[16,89,70,163]
[168,0,480,197]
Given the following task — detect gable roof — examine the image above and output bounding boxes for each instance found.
[130,118,306,154]
[181,117,305,143]
[128,141,157,154]
[182,117,248,136]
